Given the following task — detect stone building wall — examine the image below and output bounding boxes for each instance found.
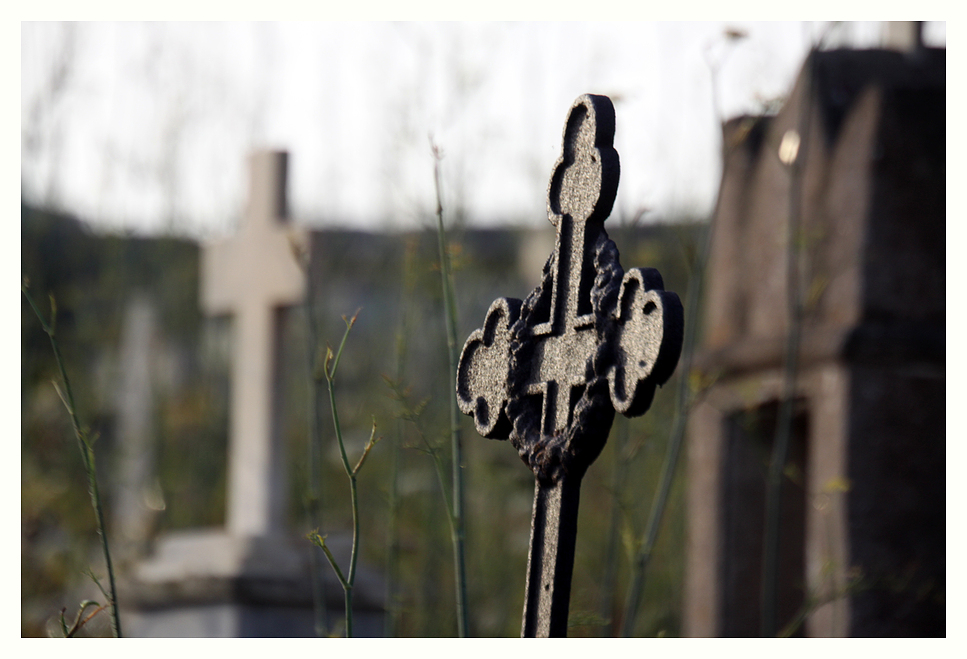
[684,47,944,637]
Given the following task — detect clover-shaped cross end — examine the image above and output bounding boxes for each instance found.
[456,297,522,439]
[606,268,685,417]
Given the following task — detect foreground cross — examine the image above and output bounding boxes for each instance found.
[456,95,684,637]
[201,150,306,537]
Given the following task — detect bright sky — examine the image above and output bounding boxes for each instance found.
[20,21,947,238]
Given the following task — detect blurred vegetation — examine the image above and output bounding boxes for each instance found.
[22,201,705,637]
[21,203,226,636]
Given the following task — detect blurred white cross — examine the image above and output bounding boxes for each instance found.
[201,150,306,537]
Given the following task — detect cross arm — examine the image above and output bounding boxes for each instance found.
[456,297,522,439]
[605,267,685,417]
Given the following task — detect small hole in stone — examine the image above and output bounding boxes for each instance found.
[643,301,657,314]
[639,360,647,368]
[544,583,550,591]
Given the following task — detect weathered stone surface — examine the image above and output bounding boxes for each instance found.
[120,529,384,637]
[684,48,944,638]
[458,94,683,483]
[457,94,683,637]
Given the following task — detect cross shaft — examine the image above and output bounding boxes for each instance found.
[527,215,598,435]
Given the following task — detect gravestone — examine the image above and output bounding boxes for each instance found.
[684,47,944,637]
[457,94,684,637]
[120,150,383,637]
[113,294,162,562]
[200,150,305,537]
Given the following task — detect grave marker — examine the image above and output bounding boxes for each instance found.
[201,150,305,537]
[456,94,684,637]
[120,150,385,637]
[113,294,160,560]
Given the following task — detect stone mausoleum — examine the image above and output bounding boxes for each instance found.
[684,46,944,636]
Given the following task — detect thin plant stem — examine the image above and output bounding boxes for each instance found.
[310,530,353,637]
[386,236,418,637]
[385,421,402,636]
[599,211,645,636]
[22,284,121,638]
[314,310,379,638]
[418,425,456,523]
[760,26,840,634]
[620,31,751,636]
[761,48,815,639]
[59,601,106,638]
[620,222,712,636]
[776,565,863,638]
[598,418,627,636]
[383,373,453,636]
[431,140,470,638]
[300,242,331,637]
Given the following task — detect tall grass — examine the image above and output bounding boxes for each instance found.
[298,240,331,637]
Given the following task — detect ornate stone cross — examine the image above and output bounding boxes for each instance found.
[201,150,306,538]
[456,95,684,637]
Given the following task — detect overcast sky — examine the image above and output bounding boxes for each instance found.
[20,21,947,238]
